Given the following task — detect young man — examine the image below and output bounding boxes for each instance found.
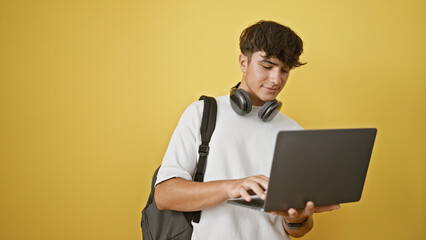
[154,20,340,239]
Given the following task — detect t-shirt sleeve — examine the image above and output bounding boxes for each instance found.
[155,101,203,186]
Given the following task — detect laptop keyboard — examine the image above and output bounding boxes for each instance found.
[235,197,265,208]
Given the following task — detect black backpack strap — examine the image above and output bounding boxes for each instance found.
[192,95,217,223]
[194,95,217,182]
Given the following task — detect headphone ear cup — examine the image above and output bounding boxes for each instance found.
[258,100,282,122]
[238,89,252,113]
[230,88,252,115]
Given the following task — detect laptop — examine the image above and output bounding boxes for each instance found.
[226,128,377,212]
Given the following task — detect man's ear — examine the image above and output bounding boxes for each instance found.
[239,53,248,73]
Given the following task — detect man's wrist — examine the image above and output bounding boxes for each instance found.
[283,216,309,230]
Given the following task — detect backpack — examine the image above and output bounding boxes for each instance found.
[141,96,217,240]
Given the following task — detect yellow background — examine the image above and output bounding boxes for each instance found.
[1,0,425,239]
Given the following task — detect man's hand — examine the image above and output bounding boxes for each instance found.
[270,201,340,238]
[225,175,269,201]
[271,201,340,223]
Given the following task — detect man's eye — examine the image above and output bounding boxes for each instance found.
[262,65,272,69]
[281,69,289,73]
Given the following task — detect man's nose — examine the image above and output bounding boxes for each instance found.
[269,69,281,84]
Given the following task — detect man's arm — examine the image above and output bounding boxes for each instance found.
[155,175,340,238]
[155,175,269,211]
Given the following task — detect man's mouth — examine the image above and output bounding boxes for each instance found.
[262,85,279,91]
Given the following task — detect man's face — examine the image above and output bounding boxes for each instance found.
[239,51,290,106]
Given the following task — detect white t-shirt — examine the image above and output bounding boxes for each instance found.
[156,94,303,240]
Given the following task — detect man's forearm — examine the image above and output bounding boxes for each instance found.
[154,177,231,211]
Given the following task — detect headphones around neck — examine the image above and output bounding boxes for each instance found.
[229,82,282,122]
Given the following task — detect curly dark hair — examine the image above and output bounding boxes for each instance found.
[239,20,306,69]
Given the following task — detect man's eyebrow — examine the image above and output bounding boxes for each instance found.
[259,59,279,66]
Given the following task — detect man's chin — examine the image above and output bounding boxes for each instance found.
[261,90,280,100]
[261,94,279,102]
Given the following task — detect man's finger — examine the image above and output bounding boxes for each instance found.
[245,181,267,200]
[240,188,252,202]
[313,204,340,213]
[303,201,315,215]
[287,208,298,218]
[252,175,269,192]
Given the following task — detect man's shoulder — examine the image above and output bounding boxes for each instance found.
[187,94,227,105]
[178,95,227,123]
[274,112,303,129]
[187,95,229,110]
